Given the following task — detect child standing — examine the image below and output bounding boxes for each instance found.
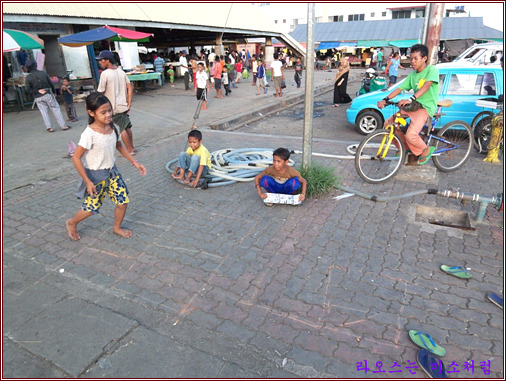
[65,92,146,241]
[61,77,78,122]
[172,129,212,188]
[254,147,307,206]
[195,62,208,110]
[167,65,175,87]
[222,66,231,96]
[256,60,267,95]
[235,59,243,84]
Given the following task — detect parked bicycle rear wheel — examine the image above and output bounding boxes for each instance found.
[432,120,473,172]
[355,129,405,183]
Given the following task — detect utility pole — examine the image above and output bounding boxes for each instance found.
[423,3,445,65]
[302,3,315,169]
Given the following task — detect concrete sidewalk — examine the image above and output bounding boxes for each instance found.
[2,66,503,378]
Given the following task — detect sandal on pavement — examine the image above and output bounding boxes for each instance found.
[418,146,435,165]
[62,125,71,130]
[416,349,448,378]
[409,330,446,357]
[440,265,471,279]
[47,128,54,132]
[487,292,503,309]
[263,202,273,207]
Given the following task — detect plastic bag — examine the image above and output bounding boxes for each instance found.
[242,69,249,79]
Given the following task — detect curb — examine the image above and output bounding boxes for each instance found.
[210,81,336,131]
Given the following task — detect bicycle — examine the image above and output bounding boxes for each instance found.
[355,100,473,183]
[473,103,503,155]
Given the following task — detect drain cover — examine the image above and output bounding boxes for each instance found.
[415,205,473,230]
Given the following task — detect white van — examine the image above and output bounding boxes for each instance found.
[451,42,503,65]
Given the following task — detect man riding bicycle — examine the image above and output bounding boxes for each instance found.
[377,44,440,165]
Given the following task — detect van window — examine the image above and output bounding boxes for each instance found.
[447,73,483,95]
[481,73,496,95]
[438,74,446,94]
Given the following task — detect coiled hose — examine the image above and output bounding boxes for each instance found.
[165,148,296,188]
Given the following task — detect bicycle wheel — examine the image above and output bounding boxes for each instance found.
[355,130,405,183]
[432,120,473,172]
[474,116,494,154]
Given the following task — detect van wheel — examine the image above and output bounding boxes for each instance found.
[356,110,383,135]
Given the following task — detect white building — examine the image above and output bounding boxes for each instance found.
[253,3,501,34]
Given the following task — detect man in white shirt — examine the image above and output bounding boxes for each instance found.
[179,50,190,91]
[270,52,285,97]
[96,50,135,154]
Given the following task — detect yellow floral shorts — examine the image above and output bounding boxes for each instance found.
[82,174,129,214]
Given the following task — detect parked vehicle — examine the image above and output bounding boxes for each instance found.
[448,42,503,66]
[356,68,387,96]
[346,64,504,135]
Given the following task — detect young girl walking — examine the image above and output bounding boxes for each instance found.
[66,92,146,241]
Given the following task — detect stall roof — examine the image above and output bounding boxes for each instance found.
[3,3,306,57]
[290,17,503,43]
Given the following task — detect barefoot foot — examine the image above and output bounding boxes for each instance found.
[66,219,81,240]
[113,227,132,238]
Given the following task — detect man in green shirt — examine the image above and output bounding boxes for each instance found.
[377,44,439,165]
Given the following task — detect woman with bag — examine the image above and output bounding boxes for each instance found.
[332,58,352,107]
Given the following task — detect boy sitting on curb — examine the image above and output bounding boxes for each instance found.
[254,147,307,206]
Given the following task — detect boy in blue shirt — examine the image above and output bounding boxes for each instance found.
[61,77,78,122]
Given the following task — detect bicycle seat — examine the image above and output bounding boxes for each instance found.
[437,99,453,108]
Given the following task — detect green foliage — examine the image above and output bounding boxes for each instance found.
[296,162,341,198]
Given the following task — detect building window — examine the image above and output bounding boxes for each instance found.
[415,9,425,18]
[316,16,323,22]
[330,15,343,22]
[392,10,411,19]
[283,19,286,23]
[348,13,365,21]
[274,20,278,24]
[382,12,387,17]
[371,12,375,17]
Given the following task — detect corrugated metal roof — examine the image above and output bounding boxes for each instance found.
[290,17,503,43]
[2,3,282,34]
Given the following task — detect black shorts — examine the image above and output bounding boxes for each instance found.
[196,87,207,101]
[214,78,222,90]
[112,112,132,133]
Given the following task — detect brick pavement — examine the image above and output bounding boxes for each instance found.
[3,70,504,378]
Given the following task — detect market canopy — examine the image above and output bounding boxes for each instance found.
[357,40,390,48]
[3,29,44,51]
[388,39,421,48]
[317,41,341,51]
[58,25,153,47]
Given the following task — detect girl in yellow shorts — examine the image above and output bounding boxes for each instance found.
[66,93,146,241]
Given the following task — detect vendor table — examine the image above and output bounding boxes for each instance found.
[127,72,163,86]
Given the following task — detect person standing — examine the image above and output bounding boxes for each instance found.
[332,58,352,107]
[251,55,258,86]
[270,52,285,97]
[441,49,450,63]
[153,54,165,84]
[376,48,384,71]
[385,52,406,86]
[96,50,135,155]
[179,50,190,91]
[24,59,70,132]
[294,57,304,88]
[256,60,267,95]
[213,57,223,99]
[61,77,78,122]
[195,62,208,110]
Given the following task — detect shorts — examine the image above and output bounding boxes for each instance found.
[112,112,132,133]
[389,75,398,84]
[214,78,222,90]
[81,174,129,214]
[273,76,283,89]
[196,87,207,101]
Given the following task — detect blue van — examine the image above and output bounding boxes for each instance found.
[346,64,503,135]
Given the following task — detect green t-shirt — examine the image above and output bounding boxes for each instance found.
[399,65,439,116]
[377,51,384,63]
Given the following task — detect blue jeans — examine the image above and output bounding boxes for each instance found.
[177,152,209,176]
[260,175,301,194]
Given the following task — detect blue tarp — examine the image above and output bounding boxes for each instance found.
[317,41,341,50]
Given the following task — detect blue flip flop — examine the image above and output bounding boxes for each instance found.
[417,349,448,378]
[487,293,503,309]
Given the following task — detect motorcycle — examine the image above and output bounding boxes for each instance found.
[356,68,387,96]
